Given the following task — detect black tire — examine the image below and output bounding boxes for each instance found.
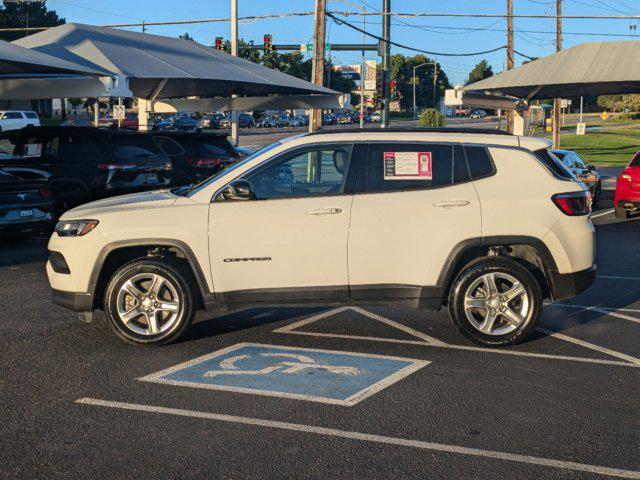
[104,258,196,345]
[615,206,630,219]
[591,182,601,209]
[448,257,543,347]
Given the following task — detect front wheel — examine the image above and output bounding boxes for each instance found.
[448,258,542,347]
[104,259,196,345]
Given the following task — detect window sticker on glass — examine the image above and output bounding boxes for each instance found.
[383,151,432,180]
[25,143,42,157]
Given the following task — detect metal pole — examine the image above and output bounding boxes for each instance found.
[117,97,123,129]
[381,0,390,128]
[310,0,327,132]
[506,0,514,133]
[553,0,562,148]
[413,65,417,119]
[360,5,365,128]
[93,99,99,127]
[579,96,583,123]
[230,0,239,146]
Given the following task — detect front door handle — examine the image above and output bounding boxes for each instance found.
[434,200,470,208]
[306,207,343,216]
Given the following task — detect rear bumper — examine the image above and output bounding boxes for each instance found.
[616,200,640,210]
[52,289,94,312]
[549,264,596,301]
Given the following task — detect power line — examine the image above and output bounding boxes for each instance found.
[327,12,533,58]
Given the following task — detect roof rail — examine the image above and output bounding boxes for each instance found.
[307,127,511,136]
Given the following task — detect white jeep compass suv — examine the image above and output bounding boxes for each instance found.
[47,128,596,347]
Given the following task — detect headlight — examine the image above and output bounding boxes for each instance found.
[55,220,99,237]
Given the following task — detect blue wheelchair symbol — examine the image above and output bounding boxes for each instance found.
[139,343,430,406]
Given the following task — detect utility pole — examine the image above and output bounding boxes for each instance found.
[230,0,239,146]
[360,5,366,129]
[506,0,514,133]
[433,62,438,109]
[310,0,327,132]
[381,0,391,128]
[553,0,562,148]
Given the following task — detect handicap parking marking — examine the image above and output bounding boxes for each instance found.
[275,307,640,368]
[139,343,430,406]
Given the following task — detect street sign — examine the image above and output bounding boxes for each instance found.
[576,122,586,135]
[300,43,331,52]
[600,111,610,121]
[113,104,125,120]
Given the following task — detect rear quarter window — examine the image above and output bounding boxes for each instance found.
[24,112,39,119]
[629,152,640,167]
[464,146,495,179]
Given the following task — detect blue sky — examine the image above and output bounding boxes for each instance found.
[45,0,640,85]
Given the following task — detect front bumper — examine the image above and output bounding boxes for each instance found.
[549,264,596,301]
[52,289,94,312]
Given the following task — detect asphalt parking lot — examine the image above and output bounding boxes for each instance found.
[1,170,639,479]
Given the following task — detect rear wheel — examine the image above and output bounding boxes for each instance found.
[448,258,542,347]
[615,206,630,219]
[104,258,196,345]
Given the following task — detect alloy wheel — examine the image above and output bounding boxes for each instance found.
[116,273,181,336]
[463,272,530,336]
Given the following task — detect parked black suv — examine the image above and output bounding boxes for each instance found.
[0,169,53,239]
[151,131,240,185]
[0,126,173,212]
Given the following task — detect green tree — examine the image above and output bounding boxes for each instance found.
[465,60,493,86]
[0,0,65,42]
[178,32,194,41]
[418,108,445,127]
[390,54,451,112]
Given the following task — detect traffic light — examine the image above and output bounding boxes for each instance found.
[389,80,397,101]
[215,37,223,50]
[263,34,273,54]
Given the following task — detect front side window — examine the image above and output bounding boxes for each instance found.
[360,143,457,193]
[3,112,23,119]
[246,145,353,200]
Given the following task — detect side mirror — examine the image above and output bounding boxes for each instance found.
[218,179,253,201]
[588,164,597,171]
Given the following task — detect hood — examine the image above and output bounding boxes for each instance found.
[61,189,178,219]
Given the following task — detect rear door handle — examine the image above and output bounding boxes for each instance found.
[433,200,470,208]
[306,208,343,216]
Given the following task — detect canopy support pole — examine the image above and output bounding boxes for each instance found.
[138,78,168,131]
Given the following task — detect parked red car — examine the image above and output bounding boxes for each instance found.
[98,111,138,130]
[614,152,640,219]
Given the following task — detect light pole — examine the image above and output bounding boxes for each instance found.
[413,62,437,119]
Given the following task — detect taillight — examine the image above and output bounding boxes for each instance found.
[186,157,222,168]
[620,173,632,182]
[552,190,591,216]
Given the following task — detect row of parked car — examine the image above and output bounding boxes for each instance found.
[0,126,247,240]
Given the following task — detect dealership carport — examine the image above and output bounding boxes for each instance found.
[12,23,342,129]
[453,41,640,137]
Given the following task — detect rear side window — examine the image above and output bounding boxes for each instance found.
[3,112,23,119]
[464,146,494,179]
[629,152,640,167]
[24,112,39,119]
[111,135,162,159]
[533,148,573,180]
[361,143,460,192]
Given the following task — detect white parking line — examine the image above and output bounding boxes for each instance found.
[598,275,640,281]
[591,209,614,219]
[275,307,640,368]
[535,327,640,365]
[548,303,640,325]
[547,302,640,313]
[76,398,640,479]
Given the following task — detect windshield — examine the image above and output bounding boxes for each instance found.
[185,141,282,197]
